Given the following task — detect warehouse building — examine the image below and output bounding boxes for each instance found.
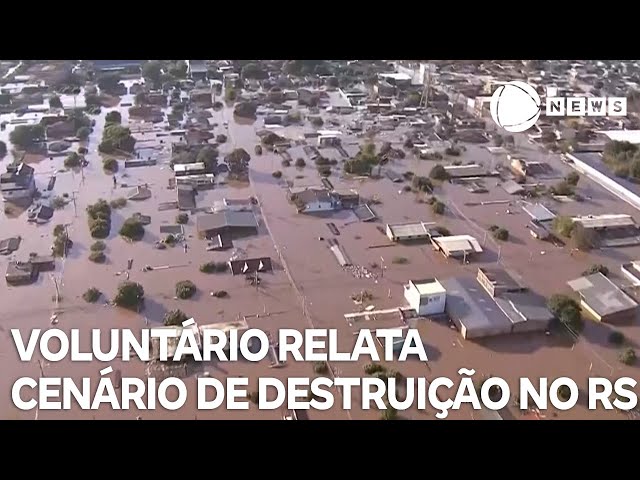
[571,214,640,247]
[567,272,638,323]
[431,234,483,260]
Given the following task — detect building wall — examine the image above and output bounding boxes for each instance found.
[476,270,497,297]
[511,318,551,334]
[2,183,35,201]
[404,286,446,316]
[621,265,640,286]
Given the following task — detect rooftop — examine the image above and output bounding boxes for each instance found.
[572,214,636,229]
[570,151,640,200]
[598,130,640,144]
[408,278,446,296]
[494,291,554,325]
[387,221,434,238]
[478,267,522,291]
[442,276,514,332]
[196,211,258,233]
[433,235,483,254]
[443,164,489,178]
[523,203,556,222]
[567,272,638,317]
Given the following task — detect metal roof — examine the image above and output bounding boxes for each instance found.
[433,235,483,254]
[387,221,433,238]
[568,273,638,317]
[572,214,636,229]
[523,203,556,222]
[196,211,258,233]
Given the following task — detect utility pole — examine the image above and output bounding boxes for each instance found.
[71,192,77,217]
[380,256,385,278]
[51,274,60,306]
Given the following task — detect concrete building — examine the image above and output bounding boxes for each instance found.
[621,261,640,286]
[386,221,434,242]
[173,162,206,177]
[404,278,446,316]
[431,235,483,259]
[291,188,337,214]
[571,214,640,247]
[567,272,638,323]
[1,163,36,202]
[568,151,640,211]
[443,164,492,179]
[187,60,208,81]
[509,157,556,178]
[523,203,557,223]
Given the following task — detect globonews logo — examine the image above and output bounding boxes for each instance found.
[490,81,627,133]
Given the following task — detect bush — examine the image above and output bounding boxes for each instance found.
[105,111,122,125]
[102,158,118,173]
[254,145,263,155]
[109,197,127,209]
[392,256,409,265]
[364,363,386,375]
[583,264,609,277]
[82,287,102,303]
[213,290,228,298]
[90,241,106,252]
[434,226,450,236]
[114,281,144,310]
[432,200,445,215]
[412,176,432,193]
[216,134,227,143]
[402,185,412,192]
[0,140,6,157]
[565,171,580,186]
[176,280,197,299]
[90,219,110,239]
[119,217,144,241]
[557,385,572,401]
[64,152,82,168]
[294,157,306,168]
[53,224,66,237]
[76,126,91,140]
[548,294,583,333]
[52,234,72,257]
[493,228,509,241]
[78,146,88,155]
[429,164,450,181]
[164,309,189,327]
[176,213,189,224]
[281,159,291,167]
[619,348,636,366]
[313,361,329,374]
[608,331,625,346]
[272,170,283,178]
[89,251,106,263]
[200,261,228,274]
[51,196,67,209]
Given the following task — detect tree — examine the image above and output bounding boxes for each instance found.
[134,92,148,106]
[549,180,574,196]
[168,61,188,79]
[310,116,323,127]
[164,309,188,327]
[105,110,122,125]
[10,125,45,149]
[176,280,197,299]
[565,171,580,186]
[196,146,219,171]
[583,264,609,277]
[571,223,599,251]
[176,213,189,224]
[77,126,91,140]
[295,158,306,168]
[0,140,6,157]
[119,217,145,241]
[241,62,268,80]
[548,294,580,316]
[429,164,449,181]
[493,228,509,241]
[552,216,575,237]
[541,130,557,144]
[82,287,102,303]
[493,133,504,147]
[432,200,445,215]
[64,152,82,168]
[114,281,144,310]
[49,95,63,109]
[97,73,121,92]
[142,61,163,88]
[619,348,636,366]
[630,158,640,179]
[380,401,398,420]
[547,294,582,332]
[99,124,136,154]
[412,176,433,193]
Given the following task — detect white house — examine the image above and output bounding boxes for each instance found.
[404,278,446,316]
[292,188,337,213]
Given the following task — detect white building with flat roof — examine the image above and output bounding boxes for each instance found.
[404,278,446,316]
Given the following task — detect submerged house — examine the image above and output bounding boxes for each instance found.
[290,188,339,214]
[1,163,36,202]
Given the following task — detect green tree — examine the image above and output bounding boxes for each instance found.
[164,309,188,327]
[241,62,268,80]
[142,61,163,88]
[49,95,63,109]
[105,110,122,125]
[114,281,144,310]
[64,152,82,168]
[619,348,636,366]
[176,280,197,300]
[77,126,91,140]
[119,217,144,241]
[583,264,609,277]
[10,125,45,148]
[196,146,219,171]
[97,73,121,92]
[565,171,580,186]
[552,216,575,237]
[429,164,449,181]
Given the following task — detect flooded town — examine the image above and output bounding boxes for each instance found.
[2,59,640,420]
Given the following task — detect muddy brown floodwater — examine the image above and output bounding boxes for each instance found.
[0,79,638,420]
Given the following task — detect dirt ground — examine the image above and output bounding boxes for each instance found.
[1,71,639,420]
